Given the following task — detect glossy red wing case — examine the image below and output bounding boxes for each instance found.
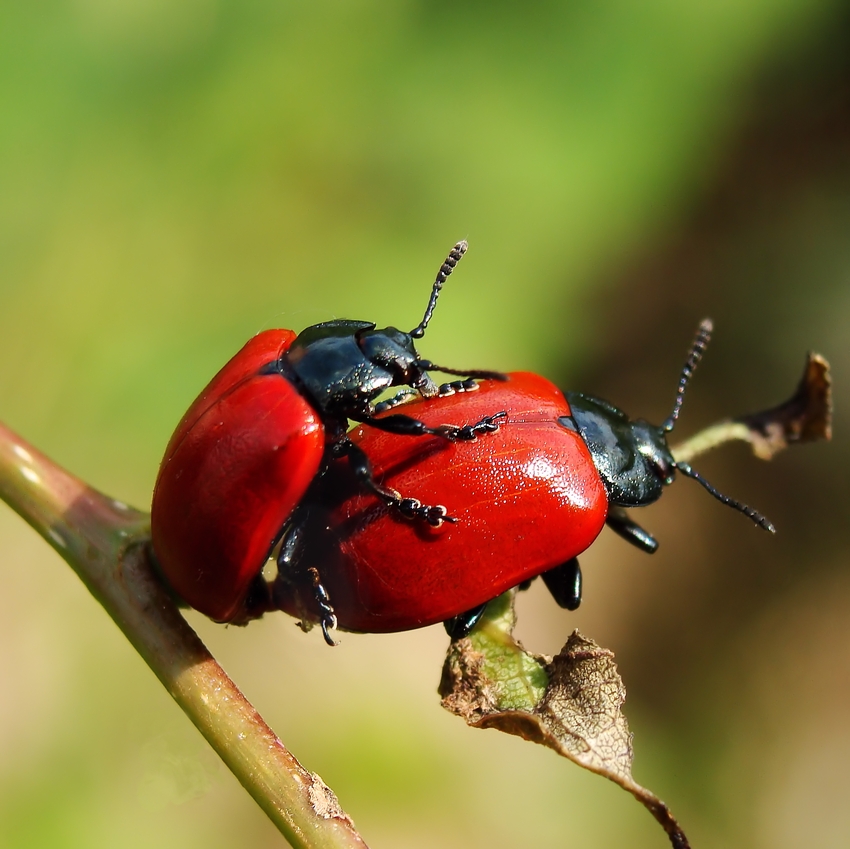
[282,371,608,633]
[160,329,298,457]
[151,329,324,622]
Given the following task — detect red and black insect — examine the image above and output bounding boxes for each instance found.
[150,241,506,626]
[273,321,774,642]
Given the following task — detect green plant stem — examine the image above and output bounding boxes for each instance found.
[672,421,754,465]
[0,422,367,849]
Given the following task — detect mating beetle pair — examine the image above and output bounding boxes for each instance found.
[150,242,773,644]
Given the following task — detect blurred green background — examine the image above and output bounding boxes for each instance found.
[1,2,848,847]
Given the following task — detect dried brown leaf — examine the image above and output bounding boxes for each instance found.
[439,594,690,849]
[736,352,832,459]
[674,352,832,464]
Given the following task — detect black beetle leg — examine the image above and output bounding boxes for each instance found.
[373,377,482,414]
[272,514,338,646]
[433,409,507,440]
[361,409,508,442]
[540,557,583,610]
[308,567,338,647]
[606,506,659,553]
[373,388,419,414]
[275,514,305,576]
[339,439,457,527]
[444,603,489,640]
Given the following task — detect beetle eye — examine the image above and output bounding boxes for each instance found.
[359,329,416,371]
[641,449,675,486]
[657,463,676,486]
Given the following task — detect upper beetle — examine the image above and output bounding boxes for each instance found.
[274,320,774,641]
[150,241,506,625]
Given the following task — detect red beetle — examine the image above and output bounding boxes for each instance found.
[274,371,606,635]
[150,242,505,625]
[273,322,774,641]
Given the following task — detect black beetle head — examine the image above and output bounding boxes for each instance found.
[356,326,432,390]
[567,320,774,532]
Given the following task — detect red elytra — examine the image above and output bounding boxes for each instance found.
[151,329,325,622]
[153,315,775,642]
[151,243,523,629]
[276,371,609,633]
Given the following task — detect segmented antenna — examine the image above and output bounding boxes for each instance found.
[410,240,468,339]
[675,461,776,533]
[659,318,775,533]
[662,318,713,433]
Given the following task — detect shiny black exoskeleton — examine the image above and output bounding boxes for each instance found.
[284,320,445,420]
[563,319,774,555]
[263,241,506,531]
[273,241,503,432]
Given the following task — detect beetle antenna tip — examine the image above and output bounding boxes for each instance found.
[675,460,775,533]
[662,318,714,433]
[410,240,469,339]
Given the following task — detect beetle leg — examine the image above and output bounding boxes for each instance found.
[430,410,508,440]
[373,388,419,414]
[340,440,458,526]
[540,557,583,610]
[361,409,508,441]
[443,603,489,639]
[275,517,305,573]
[605,506,659,553]
[374,378,481,413]
[272,518,339,646]
[308,567,339,647]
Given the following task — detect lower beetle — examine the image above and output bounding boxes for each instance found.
[273,321,774,642]
[150,241,506,624]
